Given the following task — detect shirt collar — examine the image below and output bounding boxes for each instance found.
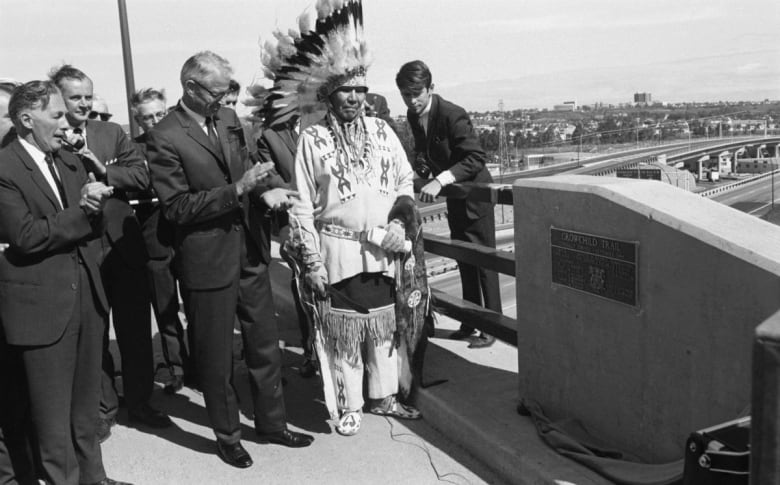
[180,99,207,128]
[17,136,47,164]
[419,95,433,120]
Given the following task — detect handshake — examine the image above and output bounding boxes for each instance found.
[79,172,113,215]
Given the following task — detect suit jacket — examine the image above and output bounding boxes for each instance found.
[0,140,108,346]
[407,94,493,222]
[257,125,297,186]
[133,132,174,260]
[147,105,275,291]
[84,120,150,267]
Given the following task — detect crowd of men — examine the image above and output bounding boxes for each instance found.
[0,48,499,483]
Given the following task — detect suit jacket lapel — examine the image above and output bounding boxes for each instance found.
[426,95,440,153]
[11,141,60,211]
[175,108,231,178]
[56,151,85,208]
[280,129,297,156]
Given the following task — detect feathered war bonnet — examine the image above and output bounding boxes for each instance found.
[254,0,373,129]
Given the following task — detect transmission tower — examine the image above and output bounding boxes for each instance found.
[497,99,510,171]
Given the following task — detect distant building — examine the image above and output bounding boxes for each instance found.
[634,92,652,105]
[553,100,577,111]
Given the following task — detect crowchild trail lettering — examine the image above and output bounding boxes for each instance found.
[550,227,639,306]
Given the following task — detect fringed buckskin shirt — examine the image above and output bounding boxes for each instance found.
[291,114,414,285]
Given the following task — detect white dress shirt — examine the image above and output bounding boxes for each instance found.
[18,137,65,208]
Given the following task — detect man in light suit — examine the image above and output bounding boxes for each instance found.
[50,65,171,439]
[148,51,312,469]
[396,60,500,349]
[0,80,126,485]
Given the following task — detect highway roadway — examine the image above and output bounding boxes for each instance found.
[428,228,518,321]
[710,173,780,217]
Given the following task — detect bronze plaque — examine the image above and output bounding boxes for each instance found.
[550,227,638,306]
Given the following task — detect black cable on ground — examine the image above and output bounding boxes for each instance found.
[383,416,474,485]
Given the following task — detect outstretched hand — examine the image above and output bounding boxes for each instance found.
[236,161,275,196]
[261,188,300,211]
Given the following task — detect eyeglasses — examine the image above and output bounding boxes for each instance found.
[88,111,113,121]
[139,111,167,123]
[191,79,230,101]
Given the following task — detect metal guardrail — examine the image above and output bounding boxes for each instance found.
[421,182,518,346]
[697,169,780,198]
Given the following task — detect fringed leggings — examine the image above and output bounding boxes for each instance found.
[322,273,398,412]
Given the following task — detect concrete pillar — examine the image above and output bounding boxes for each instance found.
[513,175,780,461]
[751,314,780,484]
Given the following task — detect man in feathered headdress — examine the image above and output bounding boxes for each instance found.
[262,0,427,436]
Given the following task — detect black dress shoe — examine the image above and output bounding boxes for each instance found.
[216,440,253,468]
[128,403,173,428]
[257,428,313,448]
[97,416,115,444]
[164,375,184,395]
[449,328,477,340]
[85,478,134,485]
[468,333,496,349]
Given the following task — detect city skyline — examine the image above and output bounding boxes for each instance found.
[1,0,777,124]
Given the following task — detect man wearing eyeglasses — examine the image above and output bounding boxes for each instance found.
[49,65,172,441]
[148,51,310,469]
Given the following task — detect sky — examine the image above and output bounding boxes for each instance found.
[1,0,778,125]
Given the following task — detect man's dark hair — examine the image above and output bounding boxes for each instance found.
[228,79,240,94]
[0,81,19,96]
[48,64,89,88]
[131,87,166,108]
[395,60,432,90]
[8,80,59,125]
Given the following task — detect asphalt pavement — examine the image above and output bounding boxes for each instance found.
[101,244,609,484]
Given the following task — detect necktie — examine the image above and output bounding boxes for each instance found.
[70,127,85,150]
[205,116,219,149]
[45,154,68,209]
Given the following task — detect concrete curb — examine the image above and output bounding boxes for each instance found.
[415,342,611,485]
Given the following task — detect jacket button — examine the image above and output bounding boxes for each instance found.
[71,283,77,290]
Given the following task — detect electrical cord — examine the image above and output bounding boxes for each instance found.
[383,416,474,485]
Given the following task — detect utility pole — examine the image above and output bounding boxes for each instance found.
[117,0,138,137]
[497,99,509,223]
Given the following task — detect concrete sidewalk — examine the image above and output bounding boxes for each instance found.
[101,253,610,484]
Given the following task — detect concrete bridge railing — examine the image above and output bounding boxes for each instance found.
[423,174,780,478]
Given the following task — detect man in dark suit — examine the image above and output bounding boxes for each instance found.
[0,80,127,485]
[148,51,312,469]
[365,92,396,132]
[396,60,500,349]
[131,87,191,394]
[257,116,316,378]
[0,78,33,485]
[50,65,171,439]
